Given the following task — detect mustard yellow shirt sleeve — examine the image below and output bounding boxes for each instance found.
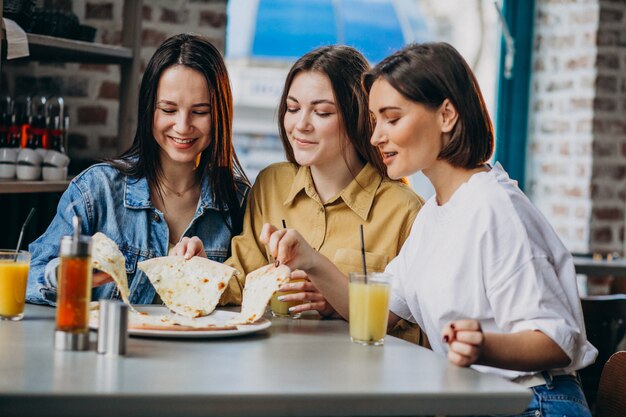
[220,176,272,305]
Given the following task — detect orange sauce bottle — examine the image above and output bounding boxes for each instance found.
[54,216,92,351]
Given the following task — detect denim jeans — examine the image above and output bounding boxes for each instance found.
[476,372,592,417]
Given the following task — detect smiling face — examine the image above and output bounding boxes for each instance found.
[368,78,447,180]
[152,65,212,167]
[283,71,349,169]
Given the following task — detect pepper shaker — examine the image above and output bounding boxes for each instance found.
[97,299,128,356]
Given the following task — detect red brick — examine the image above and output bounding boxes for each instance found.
[565,56,593,70]
[592,226,612,244]
[594,97,617,112]
[593,207,623,221]
[143,5,152,21]
[86,2,114,20]
[600,8,624,23]
[142,29,168,47]
[593,141,616,157]
[597,52,620,70]
[98,81,119,100]
[77,106,108,125]
[199,11,227,28]
[161,8,189,24]
[594,164,626,181]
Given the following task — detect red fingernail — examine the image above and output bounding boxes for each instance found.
[450,323,456,330]
[274,259,280,267]
[443,335,449,343]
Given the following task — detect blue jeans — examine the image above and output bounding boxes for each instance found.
[477,372,592,417]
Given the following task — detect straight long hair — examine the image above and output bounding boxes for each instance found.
[277,45,388,179]
[111,34,249,233]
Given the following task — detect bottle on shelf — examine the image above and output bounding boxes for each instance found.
[46,97,66,152]
[27,95,47,150]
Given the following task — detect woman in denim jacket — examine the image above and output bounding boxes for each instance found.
[26,34,250,306]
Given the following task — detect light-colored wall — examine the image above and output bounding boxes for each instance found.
[4,0,227,162]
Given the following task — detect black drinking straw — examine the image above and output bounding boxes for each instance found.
[15,208,36,261]
[282,219,287,229]
[360,224,367,282]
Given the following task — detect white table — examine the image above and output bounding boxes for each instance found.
[0,304,531,417]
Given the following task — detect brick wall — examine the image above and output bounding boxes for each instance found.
[589,0,626,254]
[3,0,227,163]
[527,0,626,254]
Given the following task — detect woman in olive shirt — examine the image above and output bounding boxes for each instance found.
[176,46,424,341]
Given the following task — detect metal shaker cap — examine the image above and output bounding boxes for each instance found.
[97,300,128,356]
[59,216,92,257]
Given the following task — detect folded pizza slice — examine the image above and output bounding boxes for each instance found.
[91,232,132,306]
[138,256,237,318]
[235,263,291,324]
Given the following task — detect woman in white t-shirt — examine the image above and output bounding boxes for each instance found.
[260,42,597,417]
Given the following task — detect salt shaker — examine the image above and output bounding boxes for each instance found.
[97,299,128,356]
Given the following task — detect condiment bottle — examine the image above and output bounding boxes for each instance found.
[54,216,93,351]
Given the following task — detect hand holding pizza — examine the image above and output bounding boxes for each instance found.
[172,236,207,259]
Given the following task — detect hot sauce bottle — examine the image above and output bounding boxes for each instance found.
[54,216,93,351]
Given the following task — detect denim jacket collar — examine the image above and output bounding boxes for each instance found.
[123,175,222,211]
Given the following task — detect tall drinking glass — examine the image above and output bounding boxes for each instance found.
[348,272,390,345]
[0,250,31,321]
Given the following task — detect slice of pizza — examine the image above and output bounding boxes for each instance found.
[138,256,237,318]
[235,263,291,324]
[91,232,131,306]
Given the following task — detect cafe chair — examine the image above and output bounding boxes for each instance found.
[595,351,626,417]
[579,294,626,410]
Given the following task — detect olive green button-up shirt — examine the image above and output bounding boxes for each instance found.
[224,162,423,300]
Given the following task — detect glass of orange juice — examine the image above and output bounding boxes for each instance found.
[348,272,390,346]
[0,250,31,321]
[270,278,305,319]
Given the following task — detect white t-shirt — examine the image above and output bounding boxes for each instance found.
[387,163,598,379]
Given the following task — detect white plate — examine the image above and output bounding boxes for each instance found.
[90,305,271,339]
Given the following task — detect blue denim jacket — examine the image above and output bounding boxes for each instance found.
[26,163,249,306]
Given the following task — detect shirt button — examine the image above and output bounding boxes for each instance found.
[153,213,159,222]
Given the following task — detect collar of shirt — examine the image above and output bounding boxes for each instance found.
[123,174,221,211]
[283,163,382,221]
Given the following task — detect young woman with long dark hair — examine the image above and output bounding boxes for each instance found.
[27,34,249,305]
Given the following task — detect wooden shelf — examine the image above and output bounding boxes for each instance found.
[11,34,134,64]
[0,180,70,194]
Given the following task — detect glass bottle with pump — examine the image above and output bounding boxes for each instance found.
[54,216,93,351]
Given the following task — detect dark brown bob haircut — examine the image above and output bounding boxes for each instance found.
[277,45,388,179]
[363,42,494,169]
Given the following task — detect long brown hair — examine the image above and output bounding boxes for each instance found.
[111,34,249,233]
[277,45,388,179]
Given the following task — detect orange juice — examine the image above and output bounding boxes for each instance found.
[349,273,390,345]
[0,260,30,320]
[270,279,304,318]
